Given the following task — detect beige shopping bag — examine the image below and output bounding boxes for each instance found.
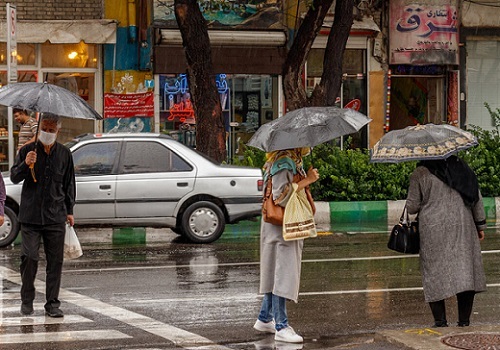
[283,183,317,241]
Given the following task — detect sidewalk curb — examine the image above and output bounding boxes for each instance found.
[314,197,498,232]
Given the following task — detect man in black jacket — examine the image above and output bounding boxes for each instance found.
[11,113,76,318]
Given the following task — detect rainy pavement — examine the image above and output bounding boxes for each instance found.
[1,221,500,350]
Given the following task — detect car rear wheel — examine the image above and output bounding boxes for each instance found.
[0,207,20,248]
[181,201,225,243]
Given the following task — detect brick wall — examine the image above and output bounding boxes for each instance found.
[0,0,102,20]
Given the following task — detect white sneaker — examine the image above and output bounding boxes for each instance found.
[274,326,303,343]
[253,319,276,333]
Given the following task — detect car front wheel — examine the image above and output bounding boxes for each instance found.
[0,207,20,248]
[181,201,225,243]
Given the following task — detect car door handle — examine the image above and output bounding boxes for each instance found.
[177,182,188,187]
[99,185,111,190]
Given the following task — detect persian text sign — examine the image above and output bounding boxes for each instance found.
[389,0,459,65]
[104,92,154,118]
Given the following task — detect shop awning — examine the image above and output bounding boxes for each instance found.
[159,29,287,47]
[0,19,118,44]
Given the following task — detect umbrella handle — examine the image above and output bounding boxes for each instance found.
[29,146,37,183]
[29,163,37,183]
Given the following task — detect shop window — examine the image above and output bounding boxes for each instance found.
[467,40,500,130]
[0,43,36,66]
[159,73,278,161]
[389,76,445,131]
[231,75,277,158]
[41,42,97,69]
[159,73,230,149]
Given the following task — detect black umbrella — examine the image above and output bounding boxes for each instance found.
[0,82,102,181]
[247,106,371,152]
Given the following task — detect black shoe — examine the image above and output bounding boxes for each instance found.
[45,307,64,318]
[433,320,448,327]
[20,302,34,316]
[458,321,470,327]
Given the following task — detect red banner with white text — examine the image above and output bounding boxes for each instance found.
[104,92,154,118]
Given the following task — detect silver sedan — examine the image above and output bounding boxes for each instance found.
[0,133,263,246]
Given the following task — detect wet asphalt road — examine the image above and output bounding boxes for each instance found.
[1,221,500,350]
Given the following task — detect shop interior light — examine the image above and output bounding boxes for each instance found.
[68,51,78,60]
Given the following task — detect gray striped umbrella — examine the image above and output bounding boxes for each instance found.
[0,82,102,120]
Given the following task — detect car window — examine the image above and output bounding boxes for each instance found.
[72,142,119,176]
[121,141,192,174]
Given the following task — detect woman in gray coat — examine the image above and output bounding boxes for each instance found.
[253,148,319,343]
[406,155,486,327]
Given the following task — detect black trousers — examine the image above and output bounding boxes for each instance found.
[20,223,66,310]
[429,290,476,327]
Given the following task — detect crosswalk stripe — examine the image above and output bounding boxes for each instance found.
[0,266,231,349]
[1,303,45,313]
[0,330,132,344]
[1,314,94,327]
[1,293,21,300]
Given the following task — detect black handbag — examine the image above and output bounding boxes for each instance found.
[387,205,420,254]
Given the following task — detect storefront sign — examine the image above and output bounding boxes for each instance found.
[104,92,154,118]
[161,73,229,123]
[389,0,459,65]
[6,3,17,84]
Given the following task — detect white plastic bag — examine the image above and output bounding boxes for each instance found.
[64,224,83,259]
[283,183,317,241]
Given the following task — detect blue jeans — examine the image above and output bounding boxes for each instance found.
[257,292,288,331]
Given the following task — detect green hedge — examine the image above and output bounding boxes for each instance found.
[234,104,500,201]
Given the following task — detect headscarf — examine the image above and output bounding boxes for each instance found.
[264,148,310,177]
[419,155,479,207]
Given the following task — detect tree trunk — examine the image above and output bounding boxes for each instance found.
[174,0,226,162]
[313,0,354,106]
[283,0,354,109]
[282,0,334,111]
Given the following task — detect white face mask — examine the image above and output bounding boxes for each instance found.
[38,130,57,146]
